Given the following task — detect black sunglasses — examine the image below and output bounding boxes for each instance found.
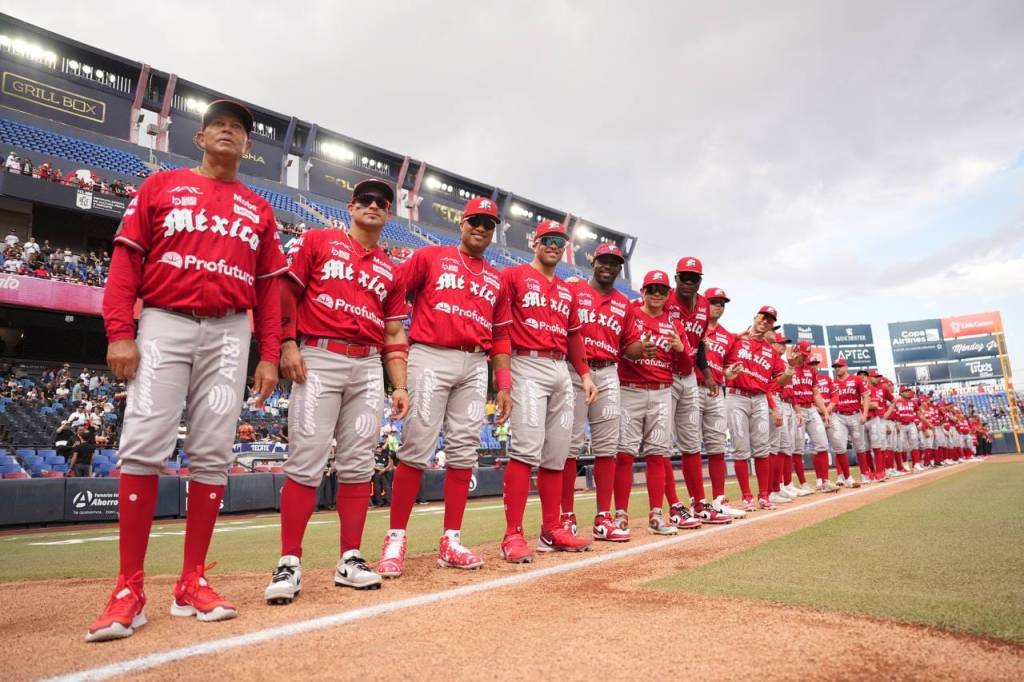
[676,273,702,283]
[644,285,671,296]
[353,193,391,210]
[465,215,497,230]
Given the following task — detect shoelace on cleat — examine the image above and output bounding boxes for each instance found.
[271,564,295,583]
[345,555,372,573]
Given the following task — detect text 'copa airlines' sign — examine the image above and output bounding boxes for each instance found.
[781,323,825,347]
[888,319,945,363]
[941,311,1003,339]
[826,324,873,347]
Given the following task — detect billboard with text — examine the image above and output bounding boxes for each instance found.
[944,335,999,361]
[782,323,825,347]
[827,324,874,347]
[947,357,1003,381]
[888,319,945,363]
[941,311,1003,339]
[830,345,877,368]
[895,363,951,385]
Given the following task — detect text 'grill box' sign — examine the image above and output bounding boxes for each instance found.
[830,345,877,368]
[827,324,874,347]
[888,319,945,363]
[782,324,825,347]
[944,335,999,361]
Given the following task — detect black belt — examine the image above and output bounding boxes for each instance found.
[163,307,239,320]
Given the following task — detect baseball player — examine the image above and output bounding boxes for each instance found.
[790,340,838,493]
[613,270,689,535]
[768,332,811,497]
[698,288,747,518]
[918,394,939,469]
[264,177,409,604]
[723,306,793,511]
[375,197,512,578]
[661,257,730,528]
[863,369,892,480]
[883,387,931,470]
[763,329,796,504]
[879,377,907,475]
[829,358,872,484]
[89,100,288,641]
[564,243,644,542]
[498,220,597,562]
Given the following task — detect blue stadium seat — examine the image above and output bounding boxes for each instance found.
[0,118,148,176]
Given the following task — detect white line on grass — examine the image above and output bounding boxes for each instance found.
[44,461,979,682]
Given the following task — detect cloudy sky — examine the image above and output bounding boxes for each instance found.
[5,1,1023,377]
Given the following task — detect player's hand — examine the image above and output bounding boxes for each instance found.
[495,389,512,424]
[582,374,599,405]
[107,339,140,380]
[391,388,409,420]
[772,408,783,427]
[641,333,658,358]
[251,360,278,408]
[725,362,743,381]
[667,329,685,353]
[706,381,720,398]
[822,412,832,427]
[797,412,805,426]
[859,414,867,425]
[280,341,307,384]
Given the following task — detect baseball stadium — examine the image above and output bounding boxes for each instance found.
[0,8,1022,681]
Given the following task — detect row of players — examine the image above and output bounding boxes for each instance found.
[84,100,980,643]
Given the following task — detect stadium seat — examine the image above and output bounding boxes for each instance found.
[229,465,247,474]
[3,472,29,479]
[0,118,149,176]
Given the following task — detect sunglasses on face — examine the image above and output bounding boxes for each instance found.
[353,194,391,210]
[539,236,567,248]
[708,299,726,306]
[676,273,702,284]
[644,285,670,296]
[465,215,497,231]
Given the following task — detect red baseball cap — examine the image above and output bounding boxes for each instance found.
[758,305,779,321]
[463,197,498,221]
[794,339,814,356]
[642,270,671,289]
[832,357,848,368]
[899,385,912,392]
[593,243,625,263]
[808,355,822,365]
[774,332,791,344]
[868,369,882,378]
[704,287,730,302]
[352,178,395,204]
[676,256,703,274]
[535,219,568,240]
[202,99,254,134]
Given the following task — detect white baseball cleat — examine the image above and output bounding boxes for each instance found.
[265,555,301,605]
[335,550,382,590]
[712,495,747,519]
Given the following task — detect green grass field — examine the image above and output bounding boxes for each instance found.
[0,479,753,583]
[648,461,1024,643]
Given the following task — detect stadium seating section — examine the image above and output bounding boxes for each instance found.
[0,118,148,177]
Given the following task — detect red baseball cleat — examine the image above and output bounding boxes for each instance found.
[377,530,407,578]
[538,526,593,552]
[693,498,732,524]
[437,531,483,569]
[560,512,579,537]
[500,529,534,563]
[171,563,237,622]
[669,503,702,530]
[592,513,630,542]
[85,572,146,642]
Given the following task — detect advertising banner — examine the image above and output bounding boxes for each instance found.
[944,335,999,361]
[826,324,874,347]
[808,346,829,367]
[782,323,825,346]
[306,157,394,204]
[948,357,1003,381]
[888,319,945,363]
[0,274,103,316]
[830,345,877,368]
[941,311,1003,339]
[0,57,133,138]
[167,117,284,182]
[0,171,129,217]
[895,363,951,385]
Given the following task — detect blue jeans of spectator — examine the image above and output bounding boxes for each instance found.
[73,463,92,478]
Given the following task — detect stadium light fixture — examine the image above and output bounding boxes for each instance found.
[361,156,369,165]
[108,72,116,81]
[0,36,10,49]
[426,176,441,190]
[95,69,104,80]
[82,64,93,75]
[68,59,80,71]
[44,50,58,65]
[186,97,197,111]
[12,38,27,55]
[27,44,44,61]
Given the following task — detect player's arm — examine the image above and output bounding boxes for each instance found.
[694,339,718,395]
[881,402,895,420]
[102,245,144,379]
[567,329,598,404]
[382,320,409,419]
[813,386,831,425]
[279,278,307,384]
[250,274,282,408]
[490,322,513,425]
[860,392,870,423]
[773,363,794,386]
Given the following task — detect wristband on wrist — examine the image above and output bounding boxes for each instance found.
[392,386,408,392]
[495,367,512,392]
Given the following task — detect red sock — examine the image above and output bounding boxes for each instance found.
[856,451,871,478]
[663,457,680,506]
[754,456,771,498]
[181,481,224,579]
[897,452,907,471]
[682,452,706,502]
[926,449,935,465]
[614,452,635,513]
[503,459,532,533]
[792,454,807,484]
[644,455,665,511]
[708,453,726,498]
[443,467,473,531]
[279,478,318,558]
[594,456,615,514]
[336,482,371,555]
[813,451,829,481]
[561,457,577,514]
[389,462,423,530]
[537,467,562,532]
[873,449,885,476]
[782,452,793,486]
[117,473,159,581]
[769,453,782,492]
[836,453,851,479]
[734,459,752,499]
[911,450,921,466]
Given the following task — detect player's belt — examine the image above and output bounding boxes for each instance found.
[727,387,761,398]
[513,349,566,360]
[163,307,238,320]
[796,403,815,409]
[588,360,616,368]
[837,409,860,415]
[622,381,671,390]
[424,342,484,354]
[304,337,379,358]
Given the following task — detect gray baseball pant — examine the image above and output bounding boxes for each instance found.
[798,406,829,452]
[617,386,672,456]
[725,392,770,460]
[831,412,867,454]
[509,355,574,469]
[698,388,728,454]
[670,372,701,454]
[569,364,621,458]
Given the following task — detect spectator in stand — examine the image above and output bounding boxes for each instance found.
[3,252,24,274]
[495,422,510,455]
[37,162,50,180]
[4,152,20,174]
[4,231,18,248]
[68,402,90,429]
[69,427,96,478]
[237,422,256,443]
[21,157,33,176]
[22,237,40,260]
[51,168,64,184]
[55,420,76,462]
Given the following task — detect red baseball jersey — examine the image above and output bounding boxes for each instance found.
[618,308,682,385]
[890,398,918,424]
[781,384,795,403]
[400,245,510,351]
[665,292,710,376]
[866,385,887,418]
[832,375,866,413]
[815,373,834,402]
[113,168,288,314]
[724,336,784,393]
[791,366,817,406]
[956,418,971,434]
[568,280,640,363]
[702,323,734,386]
[287,229,407,345]
[500,264,580,354]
